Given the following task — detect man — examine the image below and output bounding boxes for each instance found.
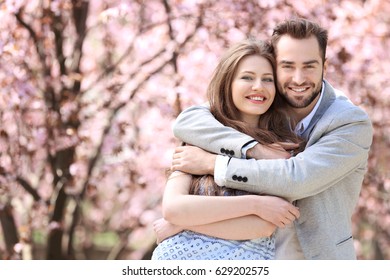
[170,18,373,259]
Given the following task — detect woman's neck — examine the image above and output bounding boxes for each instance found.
[240,114,260,129]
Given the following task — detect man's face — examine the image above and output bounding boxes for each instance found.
[275,35,326,110]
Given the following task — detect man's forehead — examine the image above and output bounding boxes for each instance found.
[275,36,322,63]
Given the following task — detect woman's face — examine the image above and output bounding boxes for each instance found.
[231,55,276,127]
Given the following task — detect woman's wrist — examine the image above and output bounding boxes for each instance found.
[247,195,263,218]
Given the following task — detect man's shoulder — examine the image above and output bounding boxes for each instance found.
[322,82,369,118]
[313,89,372,141]
[332,94,368,115]
[322,95,371,129]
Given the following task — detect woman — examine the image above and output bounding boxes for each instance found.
[152,39,303,260]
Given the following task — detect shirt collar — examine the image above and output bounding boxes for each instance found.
[294,81,325,136]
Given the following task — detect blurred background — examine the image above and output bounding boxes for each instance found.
[0,0,389,260]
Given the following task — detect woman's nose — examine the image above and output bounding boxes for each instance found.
[252,79,263,90]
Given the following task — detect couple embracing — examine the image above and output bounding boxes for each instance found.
[152,18,373,260]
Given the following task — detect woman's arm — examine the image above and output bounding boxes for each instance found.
[154,215,275,243]
[162,172,299,228]
[186,215,275,240]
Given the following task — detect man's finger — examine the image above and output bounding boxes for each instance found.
[172,152,181,159]
[174,146,184,153]
[278,142,300,149]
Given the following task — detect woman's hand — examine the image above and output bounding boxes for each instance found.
[153,218,183,244]
[253,196,300,228]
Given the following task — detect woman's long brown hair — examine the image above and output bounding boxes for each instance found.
[187,39,304,196]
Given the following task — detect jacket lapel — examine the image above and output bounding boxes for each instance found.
[301,80,336,140]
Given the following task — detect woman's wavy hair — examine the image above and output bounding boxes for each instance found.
[188,38,304,195]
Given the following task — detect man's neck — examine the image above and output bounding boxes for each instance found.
[289,93,321,124]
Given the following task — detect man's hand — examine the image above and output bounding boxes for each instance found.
[171,146,216,175]
[247,142,299,160]
[153,218,182,244]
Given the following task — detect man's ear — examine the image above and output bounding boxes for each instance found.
[323,58,328,74]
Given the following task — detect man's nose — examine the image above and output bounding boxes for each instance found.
[292,70,305,84]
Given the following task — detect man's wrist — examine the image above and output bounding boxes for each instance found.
[214,155,229,186]
[208,154,217,175]
[242,140,258,159]
[247,143,261,159]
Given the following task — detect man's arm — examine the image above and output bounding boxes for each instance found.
[173,104,255,158]
[222,107,373,201]
[172,106,372,201]
[173,104,293,159]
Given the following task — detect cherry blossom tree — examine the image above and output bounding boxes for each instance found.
[0,0,389,260]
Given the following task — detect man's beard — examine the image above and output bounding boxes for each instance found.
[277,81,322,109]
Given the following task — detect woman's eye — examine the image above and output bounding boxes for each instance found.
[241,76,253,80]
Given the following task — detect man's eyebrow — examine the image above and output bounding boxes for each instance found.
[279,60,294,65]
[303,60,320,65]
[279,60,320,65]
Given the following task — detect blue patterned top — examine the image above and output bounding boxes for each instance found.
[152,179,275,260]
[152,230,274,260]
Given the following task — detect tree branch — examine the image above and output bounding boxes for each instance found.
[15,9,59,113]
[51,13,67,77]
[70,0,90,94]
[16,176,45,203]
[14,10,48,75]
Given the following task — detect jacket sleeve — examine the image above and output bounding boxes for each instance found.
[173,104,255,158]
[223,106,373,201]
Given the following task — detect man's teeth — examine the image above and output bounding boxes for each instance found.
[249,96,264,101]
[291,88,307,92]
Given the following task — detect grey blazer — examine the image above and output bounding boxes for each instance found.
[173,80,373,259]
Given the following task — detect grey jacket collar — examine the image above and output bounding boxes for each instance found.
[301,80,336,140]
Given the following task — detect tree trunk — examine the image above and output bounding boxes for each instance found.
[0,203,20,259]
[46,186,68,259]
[46,146,75,259]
